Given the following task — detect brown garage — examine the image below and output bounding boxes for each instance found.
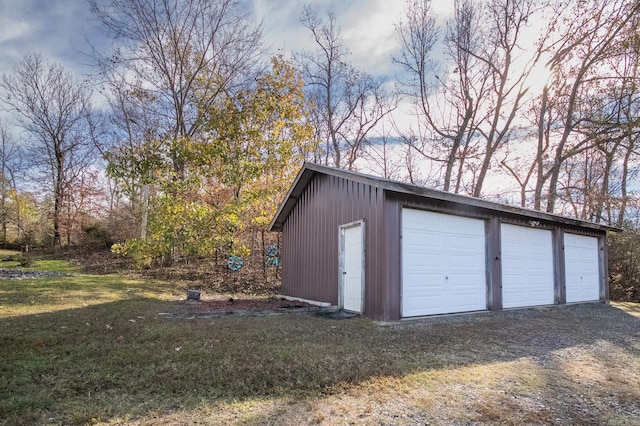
[269,163,615,321]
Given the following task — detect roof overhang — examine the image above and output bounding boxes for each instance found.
[269,162,621,233]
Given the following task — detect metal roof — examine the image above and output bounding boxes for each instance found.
[269,162,619,233]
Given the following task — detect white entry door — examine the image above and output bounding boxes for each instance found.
[565,233,600,303]
[402,209,487,317]
[342,223,364,313]
[501,224,554,308]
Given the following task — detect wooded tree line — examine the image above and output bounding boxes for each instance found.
[0,0,639,275]
[391,0,640,228]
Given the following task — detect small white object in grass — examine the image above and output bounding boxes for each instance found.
[128,319,136,323]
[175,346,182,352]
[106,324,113,330]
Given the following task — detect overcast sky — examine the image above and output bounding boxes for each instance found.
[0,0,450,81]
[0,0,99,76]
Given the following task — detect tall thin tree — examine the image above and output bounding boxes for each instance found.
[0,54,97,247]
[297,6,394,170]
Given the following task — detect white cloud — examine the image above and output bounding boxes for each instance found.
[341,0,404,76]
[251,0,407,78]
[0,20,32,45]
[0,0,102,77]
[250,0,316,56]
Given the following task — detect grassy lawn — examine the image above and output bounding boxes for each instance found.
[1,257,639,425]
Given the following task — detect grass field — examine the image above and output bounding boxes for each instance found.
[1,256,639,425]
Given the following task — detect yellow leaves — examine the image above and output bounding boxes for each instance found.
[230,244,250,258]
[112,56,315,267]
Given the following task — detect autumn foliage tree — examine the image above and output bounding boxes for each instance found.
[111,57,312,266]
[90,0,263,182]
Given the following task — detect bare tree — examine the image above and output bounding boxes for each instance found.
[395,0,544,196]
[498,144,537,207]
[0,54,98,247]
[556,49,640,225]
[468,0,549,198]
[395,0,482,192]
[297,6,395,169]
[90,0,263,179]
[0,123,21,245]
[612,55,640,227]
[360,126,404,180]
[532,0,640,213]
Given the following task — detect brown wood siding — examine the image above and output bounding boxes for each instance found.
[281,174,385,314]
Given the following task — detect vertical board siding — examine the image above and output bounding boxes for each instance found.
[382,197,401,320]
[486,217,502,311]
[599,235,609,302]
[281,174,385,313]
[553,228,566,304]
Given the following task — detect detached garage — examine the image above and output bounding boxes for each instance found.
[269,163,615,321]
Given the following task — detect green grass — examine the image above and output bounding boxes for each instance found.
[0,261,177,318]
[0,251,78,270]
[1,261,639,425]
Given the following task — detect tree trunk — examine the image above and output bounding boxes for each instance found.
[533,86,550,211]
[617,142,633,228]
[140,184,149,238]
[53,154,64,248]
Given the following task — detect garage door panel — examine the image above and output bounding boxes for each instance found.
[407,230,440,243]
[404,249,441,265]
[402,209,487,317]
[565,234,600,302]
[501,224,554,308]
[404,275,441,292]
[405,299,442,311]
[450,235,480,250]
[453,292,483,307]
[451,251,483,262]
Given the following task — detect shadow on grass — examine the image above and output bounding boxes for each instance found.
[1,296,639,425]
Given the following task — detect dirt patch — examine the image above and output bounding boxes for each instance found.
[189,295,313,311]
[158,295,327,319]
[0,268,69,279]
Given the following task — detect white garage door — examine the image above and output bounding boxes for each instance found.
[402,209,486,317]
[565,233,600,303]
[501,224,554,308]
